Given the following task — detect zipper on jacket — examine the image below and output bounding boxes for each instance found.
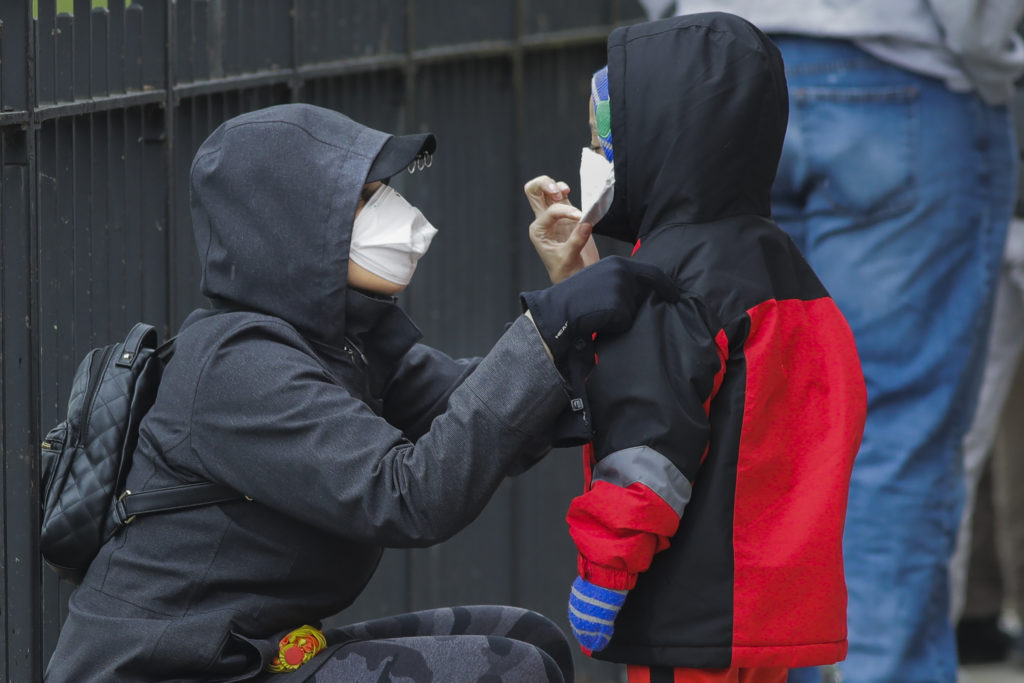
[343,337,368,368]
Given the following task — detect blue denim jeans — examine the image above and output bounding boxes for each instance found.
[768,36,1017,683]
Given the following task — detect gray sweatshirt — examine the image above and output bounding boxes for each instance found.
[653,0,1024,105]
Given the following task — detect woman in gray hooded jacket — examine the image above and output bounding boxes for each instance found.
[44,103,676,682]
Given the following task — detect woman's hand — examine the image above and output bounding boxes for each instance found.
[524,175,601,284]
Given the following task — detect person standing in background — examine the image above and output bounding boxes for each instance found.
[965,351,1024,669]
[952,73,1024,658]
[637,2,1024,682]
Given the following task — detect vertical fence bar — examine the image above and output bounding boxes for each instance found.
[241,0,255,72]
[36,124,60,477]
[0,21,5,109]
[295,0,318,65]
[91,9,110,98]
[1,129,9,683]
[37,1,57,105]
[193,0,211,81]
[133,0,172,331]
[139,106,169,329]
[171,96,195,327]
[92,12,111,340]
[2,5,39,678]
[108,106,128,330]
[258,0,270,69]
[91,108,111,340]
[205,0,225,79]
[224,0,241,74]
[54,116,77,416]
[1,2,40,676]
[272,0,292,72]
[125,5,143,91]
[73,0,91,99]
[123,107,144,322]
[72,113,92,346]
[109,0,126,93]
[1,2,28,112]
[2,138,42,683]
[176,0,194,84]
[506,0,525,613]
[163,0,178,334]
[254,0,268,70]
[139,0,168,91]
[55,14,74,103]
[322,0,336,61]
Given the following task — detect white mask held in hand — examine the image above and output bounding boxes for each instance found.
[349,184,438,287]
[578,147,615,227]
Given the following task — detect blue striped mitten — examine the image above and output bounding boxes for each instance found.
[567,576,628,653]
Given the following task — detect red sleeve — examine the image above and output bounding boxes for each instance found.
[568,481,679,589]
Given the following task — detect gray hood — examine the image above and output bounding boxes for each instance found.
[190,103,390,347]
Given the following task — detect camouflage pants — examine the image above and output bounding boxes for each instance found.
[269,604,573,682]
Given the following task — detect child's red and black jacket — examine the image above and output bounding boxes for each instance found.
[569,13,867,670]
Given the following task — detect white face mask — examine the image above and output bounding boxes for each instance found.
[349,184,438,287]
[579,147,615,225]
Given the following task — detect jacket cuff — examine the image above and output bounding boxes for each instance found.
[577,553,638,591]
[461,315,571,470]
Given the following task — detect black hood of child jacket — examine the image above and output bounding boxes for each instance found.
[190,103,412,349]
[595,12,789,243]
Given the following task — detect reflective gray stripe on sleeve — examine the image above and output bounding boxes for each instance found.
[592,445,691,516]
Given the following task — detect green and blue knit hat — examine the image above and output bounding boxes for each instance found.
[591,65,613,162]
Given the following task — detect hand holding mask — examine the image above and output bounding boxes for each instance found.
[523,173,601,284]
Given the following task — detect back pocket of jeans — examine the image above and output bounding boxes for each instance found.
[792,85,919,217]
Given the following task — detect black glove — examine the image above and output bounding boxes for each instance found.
[522,256,679,446]
[520,255,679,363]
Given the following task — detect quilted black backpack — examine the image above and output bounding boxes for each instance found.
[39,322,237,584]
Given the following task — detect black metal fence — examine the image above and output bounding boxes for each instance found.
[0,0,645,679]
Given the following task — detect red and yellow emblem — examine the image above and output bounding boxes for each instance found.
[266,625,327,673]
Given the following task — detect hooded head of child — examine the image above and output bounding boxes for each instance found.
[585,12,789,244]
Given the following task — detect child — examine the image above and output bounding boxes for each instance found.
[525,12,867,683]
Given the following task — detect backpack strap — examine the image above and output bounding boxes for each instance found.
[111,329,242,526]
[115,482,247,525]
[117,322,159,368]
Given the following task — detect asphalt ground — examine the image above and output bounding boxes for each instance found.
[810,662,1024,682]
[959,662,1024,682]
